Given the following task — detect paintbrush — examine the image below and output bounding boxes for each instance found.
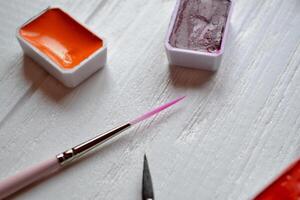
[142,154,154,200]
[0,96,185,199]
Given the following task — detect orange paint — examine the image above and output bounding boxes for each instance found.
[19,8,103,69]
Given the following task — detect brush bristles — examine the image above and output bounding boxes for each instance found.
[142,154,154,200]
[130,96,185,125]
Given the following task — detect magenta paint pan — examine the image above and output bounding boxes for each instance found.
[165,0,234,71]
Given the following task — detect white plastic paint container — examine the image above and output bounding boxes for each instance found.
[165,0,233,71]
[17,7,107,87]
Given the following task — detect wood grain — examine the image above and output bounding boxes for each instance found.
[0,0,300,199]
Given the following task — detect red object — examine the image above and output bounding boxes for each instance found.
[254,160,300,200]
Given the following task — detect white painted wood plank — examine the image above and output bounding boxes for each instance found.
[0,0,300,199]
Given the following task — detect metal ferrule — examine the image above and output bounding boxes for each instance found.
[56,123,131,166]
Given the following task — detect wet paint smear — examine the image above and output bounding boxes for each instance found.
[254,160,300,200]
[169,0,231,53]
[19,8,103,69]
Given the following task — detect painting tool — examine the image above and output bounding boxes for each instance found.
[142,154,154,200]
[0,96,185,199]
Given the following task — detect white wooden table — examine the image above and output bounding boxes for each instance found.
[1,0,300,199]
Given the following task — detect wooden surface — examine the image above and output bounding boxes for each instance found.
[0,0,300,199]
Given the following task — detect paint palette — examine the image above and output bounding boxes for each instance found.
[17,7,107,87]
[165,0,233,71]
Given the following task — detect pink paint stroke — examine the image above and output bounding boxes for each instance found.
[129,96,185,125]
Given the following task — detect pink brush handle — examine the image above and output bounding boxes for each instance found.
[0,157,61,199]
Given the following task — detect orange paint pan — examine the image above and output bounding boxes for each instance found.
[17,7,107,87]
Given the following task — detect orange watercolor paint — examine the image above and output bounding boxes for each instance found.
[19,8,103,69]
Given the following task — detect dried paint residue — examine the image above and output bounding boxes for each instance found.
[169,0,231,53]
[19,8,102,69]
